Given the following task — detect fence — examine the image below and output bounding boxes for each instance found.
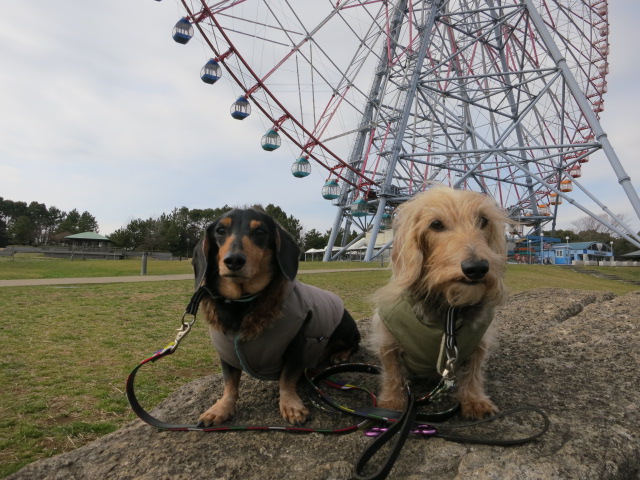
[0,246,174,261]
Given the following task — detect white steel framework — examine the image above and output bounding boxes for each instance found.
[164,0,640,260]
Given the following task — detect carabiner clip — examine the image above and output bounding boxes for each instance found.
[170,312,196,352]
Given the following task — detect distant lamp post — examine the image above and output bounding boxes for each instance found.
[610,241,614,262]
[566,236,570,264]
[540,233,544,265]
[528,239,532,264]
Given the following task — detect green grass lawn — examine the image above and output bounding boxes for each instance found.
[0,254,194,279]
[505,264,640,293]
[0,260,638,477]
[0,254,382,280]
[591,265,640,282]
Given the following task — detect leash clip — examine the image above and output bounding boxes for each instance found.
[441,348,457,381]
[170,312,196,352]
[442,356,456,378]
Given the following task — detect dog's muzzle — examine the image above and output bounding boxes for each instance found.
[223,252,247,272]
[460,259,489,282]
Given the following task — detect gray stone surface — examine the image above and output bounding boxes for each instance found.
[8,289,640,479]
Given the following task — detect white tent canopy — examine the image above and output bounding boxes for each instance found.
[304,230,393,261]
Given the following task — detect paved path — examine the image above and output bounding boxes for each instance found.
[0,268,387,287]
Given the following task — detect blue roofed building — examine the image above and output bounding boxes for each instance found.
[551,241,614,265]
[513,237,615,265]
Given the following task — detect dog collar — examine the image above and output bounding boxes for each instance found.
[193,284,261,304]
[222,293,260,304]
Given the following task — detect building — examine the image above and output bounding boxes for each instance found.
[63,232,113,248]
[42,232,122,259]
[513,237,615,265]
[551,241,614,265]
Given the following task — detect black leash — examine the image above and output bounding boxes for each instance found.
[126,289,550,479]
[345,306,548,479]
[307,363,549,480]
[353,383,420,480]
[126,286,370,434]
[353,399,549,479]
[126,352,368,433]
[125,288,209,429]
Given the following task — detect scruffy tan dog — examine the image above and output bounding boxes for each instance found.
[370,187,508,419]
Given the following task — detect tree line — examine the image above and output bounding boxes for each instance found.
[110,204,286,257]
[1,196,637,257]
[0,197,351,257]
[108,204,355,258]
[0,197,98,247]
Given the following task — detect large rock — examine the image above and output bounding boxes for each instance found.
[8,289,640,479]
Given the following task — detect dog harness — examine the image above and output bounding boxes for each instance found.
[209,280,345,381]
[378,295,494,378]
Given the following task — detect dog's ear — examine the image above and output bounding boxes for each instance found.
[388,202,429,297]
[275,225,299,281]
[191,237,208,290]
[392,221,424,273]
[193,222,221,288]
[488,220,507,256]
[484,202,508,256]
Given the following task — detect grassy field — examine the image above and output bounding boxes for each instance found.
[0,254,194,279]
[0,254,384,280]
[0,258,638,477]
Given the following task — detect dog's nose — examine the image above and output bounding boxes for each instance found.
[223,252,247,271]
[461,259,489,281]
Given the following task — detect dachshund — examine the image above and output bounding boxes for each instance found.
[192,208,360,425]
[369,187,508,419]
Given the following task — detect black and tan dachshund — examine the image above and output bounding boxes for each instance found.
[192,208,360,425]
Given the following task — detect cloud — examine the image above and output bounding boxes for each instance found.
[1,0,639,240]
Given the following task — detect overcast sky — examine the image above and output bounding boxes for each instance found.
[1,1,639,237]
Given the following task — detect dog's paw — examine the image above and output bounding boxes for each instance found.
[197,400,235,426]
[279,395,310,425]
[460,397,499,419]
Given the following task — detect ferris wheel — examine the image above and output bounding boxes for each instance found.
[162,0,640,260]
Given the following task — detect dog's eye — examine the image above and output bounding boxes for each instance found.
[215,226,227,236]
[252,227,267,236]
[478,216,489,229]
[430,220,445,231]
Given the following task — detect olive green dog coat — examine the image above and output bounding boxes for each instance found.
[379,295,493,378]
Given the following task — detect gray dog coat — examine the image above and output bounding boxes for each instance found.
[209,280,345,380]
